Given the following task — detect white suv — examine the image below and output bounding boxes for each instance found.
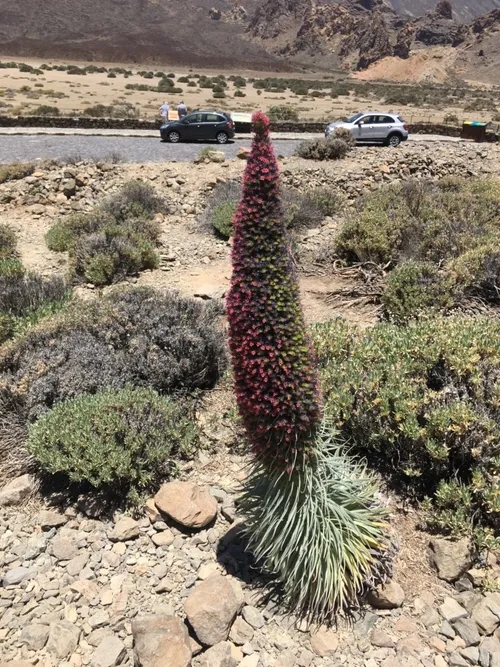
[325,112,409,147]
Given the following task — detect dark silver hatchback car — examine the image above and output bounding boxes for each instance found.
[160,110,235,144]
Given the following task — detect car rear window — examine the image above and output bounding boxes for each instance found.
[205,113,220,122]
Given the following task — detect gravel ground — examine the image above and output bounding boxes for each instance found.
[0,136,299,164]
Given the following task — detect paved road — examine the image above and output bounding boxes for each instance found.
[0,133,461,164]
[0,135,299,164]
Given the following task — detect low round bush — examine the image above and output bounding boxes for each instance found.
[100,180,167,222]
[0,287,227,421]
[0,224,17,261]
[332,127,356,148]
[72,225,159,286]
[313,316,500,538]
[336,178,500,265]
[201,182,339,239]
[382,261,457,324]
[0,163,35,184]
[0,272,69,317]
[212,202,237,239]
[46,181,165,285]
[305,188,341,217]
[295,137,351,161]
[0,313,14,345]
[27,388,197,501]
[33,105,60,116]
[0,259,24,279]
[46,212,111,252]
[267,105,299,122]
[450,241,500,303]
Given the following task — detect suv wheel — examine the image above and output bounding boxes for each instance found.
[216,132,228,145]
[387,133,402,147]
[168,131,181,143]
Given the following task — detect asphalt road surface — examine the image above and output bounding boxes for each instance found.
[0,133,462,164]
[0,136,300,164]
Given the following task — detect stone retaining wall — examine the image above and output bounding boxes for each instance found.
[0,115,498,141]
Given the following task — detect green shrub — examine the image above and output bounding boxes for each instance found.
[0,313,14,345]
[212,202,237,239]
[234,90,246,98]
[267,105,299,122]
[450,241,500,303]
[46,212,108,252]
[46,181,165,285]
[0,287,227,421]
[27,388,197,502]
[197,146,216,160]
[0,269,70,345]
[0,272,68,318]
[72,224,159,285]
[0,259,24,278]
[313,316,500,537]
[201,182,337,239]
[101,180,167,221]
[33,105,59,116]
[298,188,341,220]
[332,126,356,148]
[295,137,351,161]
[67,66,87,75]
[0,163,35,184]
[336,178,500,265]
[213,91,226,99]
[382,261,458,324]
[0,224,17,261]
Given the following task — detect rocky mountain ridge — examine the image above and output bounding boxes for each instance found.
[246,0,500,72]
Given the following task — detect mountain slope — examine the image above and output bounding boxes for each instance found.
[247,0,500,78]
[0,0,282,69]
[388,0,500,23]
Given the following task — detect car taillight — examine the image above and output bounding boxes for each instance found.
[227,121,233,128]
[403,124,408,131]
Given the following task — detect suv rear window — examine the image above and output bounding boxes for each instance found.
[205,113,221,122]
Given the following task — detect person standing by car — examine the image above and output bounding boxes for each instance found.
[177,101,188,118]
[159,102,170,121]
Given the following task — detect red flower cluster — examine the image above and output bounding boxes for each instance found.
[226,111,321,469]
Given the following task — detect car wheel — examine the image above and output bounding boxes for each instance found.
[216,132,228,145]
[168,131,181,144]
[387,133,402,147]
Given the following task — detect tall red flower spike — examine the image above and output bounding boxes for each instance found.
[226,111,321,470]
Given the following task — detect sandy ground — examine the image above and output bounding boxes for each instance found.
[0,56,484,125]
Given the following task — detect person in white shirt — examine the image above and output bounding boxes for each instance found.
[159,102,170,121]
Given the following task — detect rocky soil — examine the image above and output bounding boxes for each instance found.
[1,444,500,667]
